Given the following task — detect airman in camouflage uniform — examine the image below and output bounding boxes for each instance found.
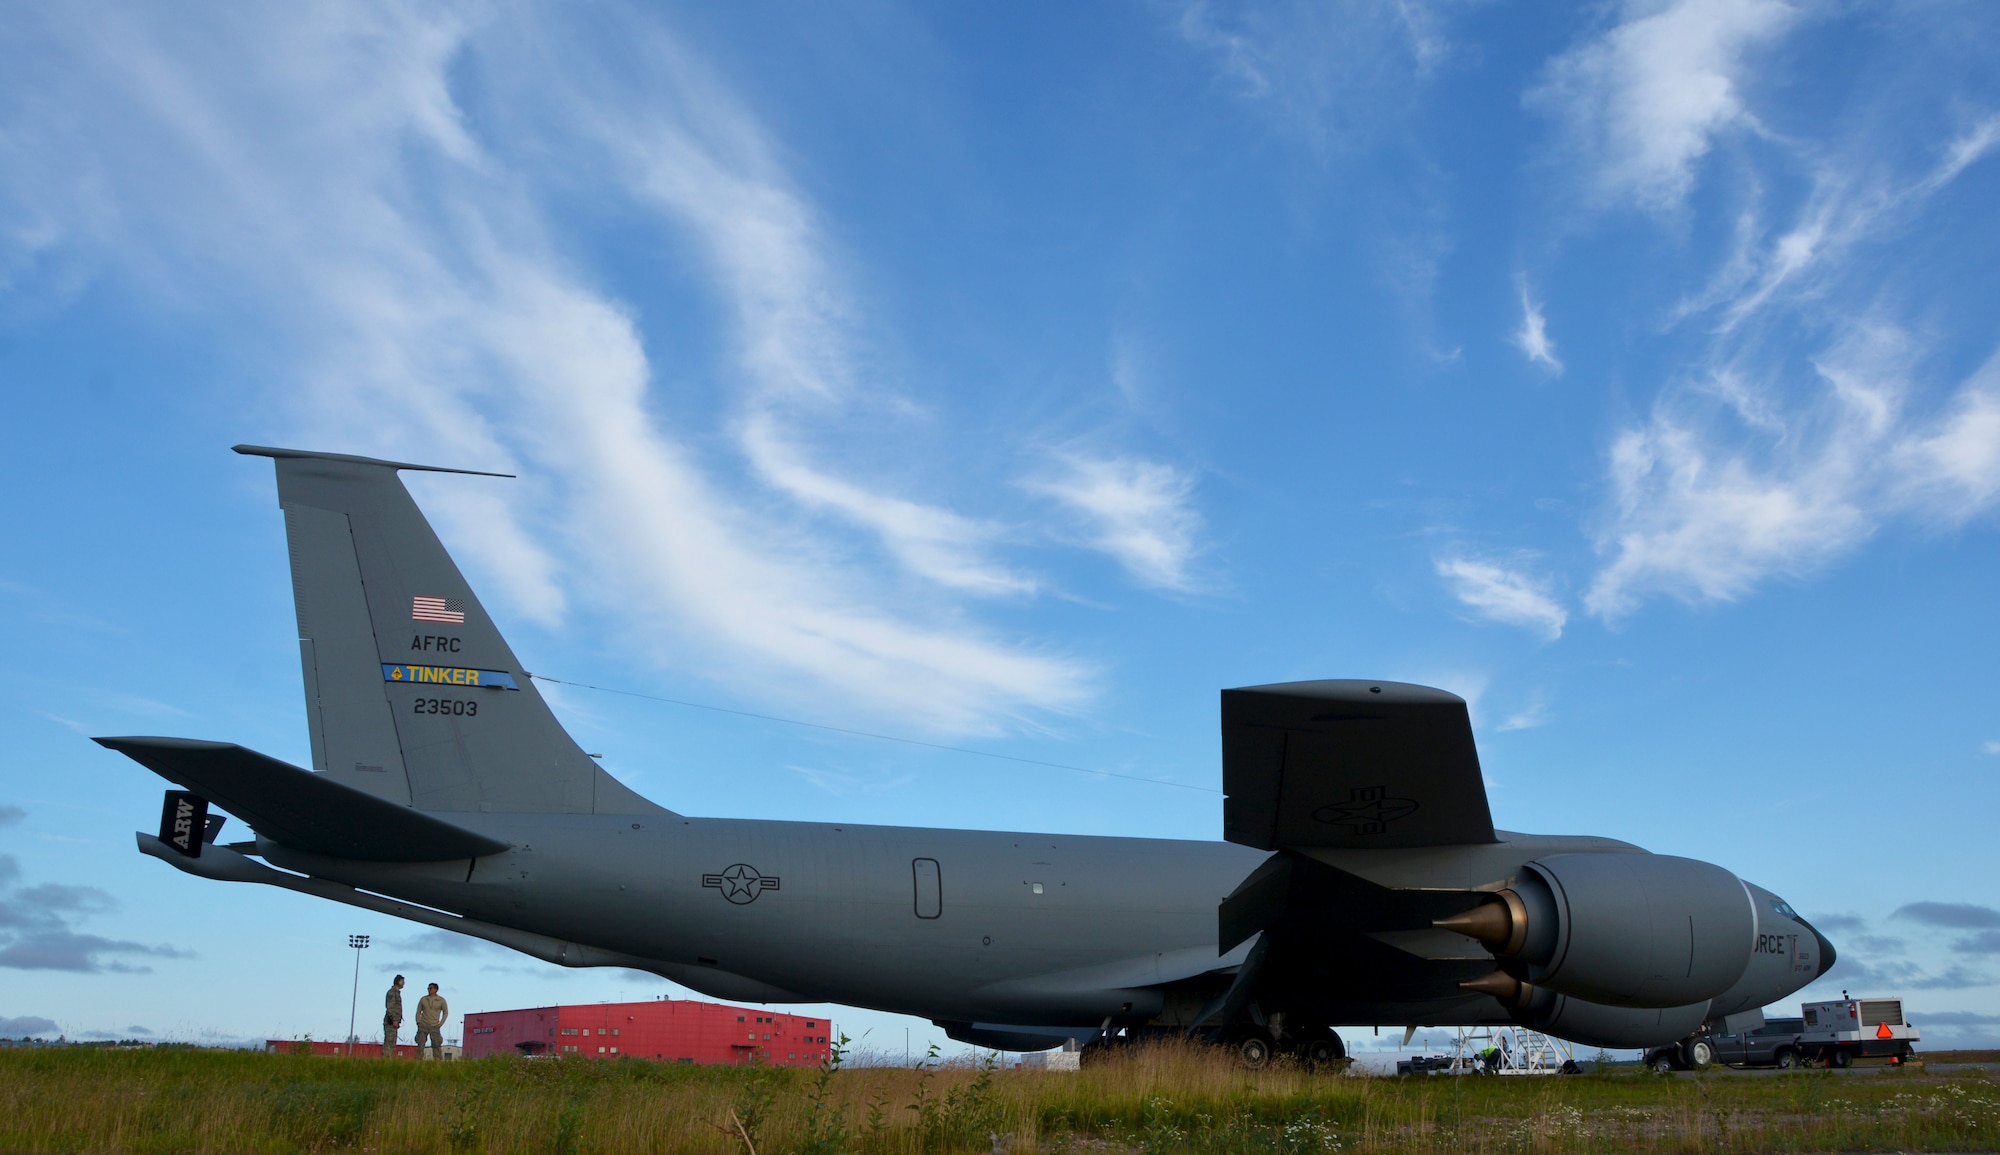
[383,974,405,1056]
[414,983,449,1060]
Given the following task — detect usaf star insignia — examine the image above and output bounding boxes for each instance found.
[702,863,780,905]
[1311,785,1420,834]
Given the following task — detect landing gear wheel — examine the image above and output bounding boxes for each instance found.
[1774,1048,1797,1070]
[1682,1038,1715,1069]
[1648,1052,1676,1074]
[1830,1049,1851,1069]
[1236,1031,1273,1069]
[1303,1032,1345,1068]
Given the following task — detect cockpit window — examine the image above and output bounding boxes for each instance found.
[1770,898,1799,920]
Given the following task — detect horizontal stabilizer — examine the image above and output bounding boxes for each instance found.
[98,737,509,862]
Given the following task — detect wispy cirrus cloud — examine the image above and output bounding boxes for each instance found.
[1434,555,1567,640]
[1546,4,2000,620]
[1172,0,1451,154]
[1676,118,2000,336]
[739,418,1037,598]
[1586,332,2000,617]
[1528,0,1801,214]
[1495,6,2000,626]
[1497,689,1552,732]
[0,2,1132,733]
[1171,0,1465,355]
[787,762,915,798]
[1028,453,1206,593]
[1511,277,1562,374]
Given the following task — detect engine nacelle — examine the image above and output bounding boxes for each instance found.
[1438,852,1755,1008]
[1460,971,1710,1048]
[1525,989,1710,1050]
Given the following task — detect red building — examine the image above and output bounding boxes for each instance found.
[461,999,832,1066]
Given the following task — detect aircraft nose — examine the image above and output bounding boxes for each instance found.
[1802,917,1837,977]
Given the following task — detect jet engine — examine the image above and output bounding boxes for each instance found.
[1437,852,1755,1008]
[1464,971,1711,1048]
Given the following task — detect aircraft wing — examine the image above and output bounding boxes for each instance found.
[1221,680,1495,851]
[1214,681,1503,1010]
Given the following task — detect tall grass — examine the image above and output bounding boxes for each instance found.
[2,1040,1996,1153]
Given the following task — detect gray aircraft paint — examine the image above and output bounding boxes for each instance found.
[103,446,1836,1051]
[269,447,655,816]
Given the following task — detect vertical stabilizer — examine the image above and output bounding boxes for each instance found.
[238,445,661,816]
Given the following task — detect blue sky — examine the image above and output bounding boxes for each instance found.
[3,0,1998,1054]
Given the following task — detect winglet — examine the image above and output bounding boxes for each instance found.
[231,444,515,478]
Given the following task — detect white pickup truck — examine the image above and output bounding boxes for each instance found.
[1797,997,1920,1067]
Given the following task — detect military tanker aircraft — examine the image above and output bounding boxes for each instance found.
[102,446,1835,1064]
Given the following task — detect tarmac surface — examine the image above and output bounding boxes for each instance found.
[1675,1061,1985,1076]
[1359,1053,1991,1077]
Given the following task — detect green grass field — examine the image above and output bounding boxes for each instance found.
[2,1041,1996,1154]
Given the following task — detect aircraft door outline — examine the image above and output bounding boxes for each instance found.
[913,857,942,919]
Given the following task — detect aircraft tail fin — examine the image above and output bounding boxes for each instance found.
[235,445,661,816]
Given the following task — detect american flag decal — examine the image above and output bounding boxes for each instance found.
[412,595,466,624]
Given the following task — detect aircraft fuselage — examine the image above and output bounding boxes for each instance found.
[263,813,1269,1026]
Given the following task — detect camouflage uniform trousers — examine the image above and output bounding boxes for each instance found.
[414,1025,444,1059]
[383,986,403,1057]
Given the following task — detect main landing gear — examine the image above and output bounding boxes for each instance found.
[1229,1022,1346,1070]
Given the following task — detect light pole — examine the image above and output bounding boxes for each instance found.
[346,934,370,1057]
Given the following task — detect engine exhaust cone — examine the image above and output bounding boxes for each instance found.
[1434,903,1509,945]
[1460,970,1535,1009]
[1434,890,1529,956]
